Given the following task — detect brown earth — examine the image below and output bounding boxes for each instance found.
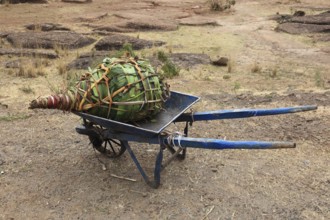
[0,0,329,219]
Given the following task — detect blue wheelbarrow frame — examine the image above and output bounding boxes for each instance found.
[74,91,317,188]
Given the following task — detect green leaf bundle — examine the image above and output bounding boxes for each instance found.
[30,57,170,122]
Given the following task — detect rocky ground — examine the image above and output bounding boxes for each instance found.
[0,0,329,219]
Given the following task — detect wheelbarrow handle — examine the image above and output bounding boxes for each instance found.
[80,127,296,150]
[163,136,296,150]
[174,105,317,122]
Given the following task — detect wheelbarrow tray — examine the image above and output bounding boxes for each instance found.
[74,91,200,137]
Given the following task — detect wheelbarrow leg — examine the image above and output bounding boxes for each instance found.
[122,141,163,189]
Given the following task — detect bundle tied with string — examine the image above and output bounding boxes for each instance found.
[29,57,170,122]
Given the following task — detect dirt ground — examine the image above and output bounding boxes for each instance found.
[0,0,329,219]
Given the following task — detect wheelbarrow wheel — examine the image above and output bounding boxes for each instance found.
[87,124,126,158]
[89,135,126,158]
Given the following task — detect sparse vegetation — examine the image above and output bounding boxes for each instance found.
[115,43,136,58]
[54,44,68,57]
[16,64,45,78]
[32,23,43,32]
[46,77,62,94]
[251,62,262,73]
[232,81,241,93]
[208,0,235,11]
[314,71,325,88]
[65,71,80,90]
[157,50,180,79]
[227,59,234,73]
[33,57,50,68]
[157,50,168,63]
[203,75,212,81]
[0,113,31,122]
[57,60,68,75]
[7,69,14,75]
[19,85,35,94]
[270,66,278,78]
[223,74,231,80]
[4,0,10,7]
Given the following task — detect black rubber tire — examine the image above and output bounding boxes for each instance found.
[89,135,126,158]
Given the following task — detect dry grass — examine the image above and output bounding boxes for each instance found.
[7,68,14,75]
[0,113,31,122]
[32,23,43,32]
[251,62,262,73]
[16,64,45,78]
[232,81,241,93]
[208,0,235,11]
[314,71,325,88]
[33,57,51,68]
[223,74,231,80]
[270,66,278,78]
[57,60,68,75]
[3,0,10,7]
[227,58,234,73]
[54,44,69,57]
[19,85,35,94]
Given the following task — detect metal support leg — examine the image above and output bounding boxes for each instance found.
[177,121,190,160]
[122,141,163,188]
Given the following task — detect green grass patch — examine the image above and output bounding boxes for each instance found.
[0,114,31,122]
[157,50,180,79]
[19,85,35,94]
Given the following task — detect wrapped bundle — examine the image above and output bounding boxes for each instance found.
[30,57,170,122]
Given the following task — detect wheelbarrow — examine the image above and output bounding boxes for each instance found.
[74,91,317,188]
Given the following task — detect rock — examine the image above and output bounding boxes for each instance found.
[93,25,133,33]
[0,32,9,38]
[93,18,178,33]
[69,52,211,70]
[7,32,95,49]
[169,53,211,68]
[70,57,98,69]
[92,13,178,33]
[1,0,47,4]
[5,59,22,68]
[290,13,330,25]
[0,103,8,112]
[94,34,165,51]
[25,23,71,32]
[293,10,305,17]
[78,12,108,22]
[67,51,110,69]
[276,23,330,34]
[321,47,330,53]
[149,53,210,68]
[118,19,178,31]
[148,53,211,69]
[211,167,218,172]
[179,16,219,26]
[0,48,59,59]
[212,57,229,66]
[269,14,293,23]
[275,11,330,35]
[61,0,92,3]
[314,34,330,42]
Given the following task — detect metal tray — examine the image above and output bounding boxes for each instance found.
[74,91,200,137]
